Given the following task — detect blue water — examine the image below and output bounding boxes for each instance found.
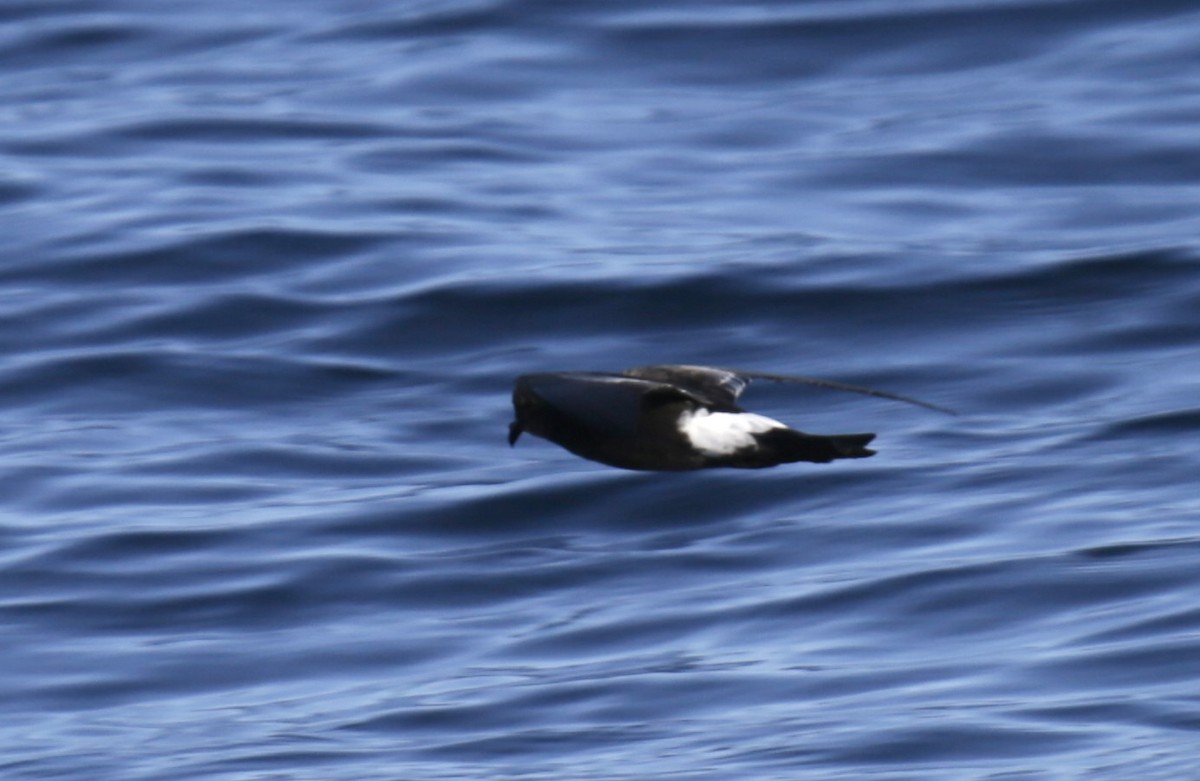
[4,1,1200,778]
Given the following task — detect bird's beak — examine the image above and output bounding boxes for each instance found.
[508,421,523,446]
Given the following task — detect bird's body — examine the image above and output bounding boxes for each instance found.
[507,364,948,471]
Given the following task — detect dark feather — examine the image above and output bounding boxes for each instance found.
[626,364,956,415]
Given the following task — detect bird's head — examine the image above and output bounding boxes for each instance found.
[507,379,546,446]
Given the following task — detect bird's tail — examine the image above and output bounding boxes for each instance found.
[822,432,877,460]
[756,429,876,464]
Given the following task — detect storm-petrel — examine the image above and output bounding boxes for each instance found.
[508,364,951,471]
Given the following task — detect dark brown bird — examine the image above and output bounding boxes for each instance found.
[508,364,952,471]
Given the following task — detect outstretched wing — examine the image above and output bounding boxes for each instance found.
[720,367,957,415]
[622,365,749,410]
[623,364,956,415]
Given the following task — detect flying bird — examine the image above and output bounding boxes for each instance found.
[508,364,953,471]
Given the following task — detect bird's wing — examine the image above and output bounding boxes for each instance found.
[719,368,957,415]
[624,364,956,415]
[622,365,749,409]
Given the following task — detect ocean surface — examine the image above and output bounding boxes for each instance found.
[3,1,1200,778]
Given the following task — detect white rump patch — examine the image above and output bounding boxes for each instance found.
[678,408,786,456]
